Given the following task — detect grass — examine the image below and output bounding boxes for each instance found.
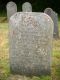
[0,18,60,80]
[52,40,60,80]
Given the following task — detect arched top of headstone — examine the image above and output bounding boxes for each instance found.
[44,8,53,12]
[44,8,53,15]
[6,1,17,9]
[22,2,32,12]
[6,1,17,21]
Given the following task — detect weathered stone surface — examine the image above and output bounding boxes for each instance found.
[6,1,17,21]
[44,8,59,38]
[22,2,32,12]
[9,12,53,76]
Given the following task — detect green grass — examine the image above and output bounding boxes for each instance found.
[0,18,60,80]
[0,60,10,80]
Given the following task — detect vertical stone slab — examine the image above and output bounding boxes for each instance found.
[9,12,53,76]
[52,12,59,38]
[6,1,17,21]
[44,8,59,38]
[22,2,32,12]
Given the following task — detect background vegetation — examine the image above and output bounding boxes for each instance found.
[0,0,60,16]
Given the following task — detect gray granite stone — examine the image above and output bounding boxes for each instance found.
[22,2,32,12]
[6,1,17,21]
[44,8,59,38]
[9,12,53,76]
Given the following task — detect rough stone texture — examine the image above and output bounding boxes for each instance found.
[44,8,59,38]
[6,1,17,21]
[22,2,32,12]
[9,12,53,76]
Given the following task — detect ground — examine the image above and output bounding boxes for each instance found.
[0,17,60,80]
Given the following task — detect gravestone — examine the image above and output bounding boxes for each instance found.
[22,2,32,12]
[6,1,17,21]
[44,8,59,38]
[9,4,54,76]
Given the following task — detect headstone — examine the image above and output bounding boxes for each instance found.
[22,2,32,12]
[44,8,59,38]
[9,12,53,76]
[6,1,17,21]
